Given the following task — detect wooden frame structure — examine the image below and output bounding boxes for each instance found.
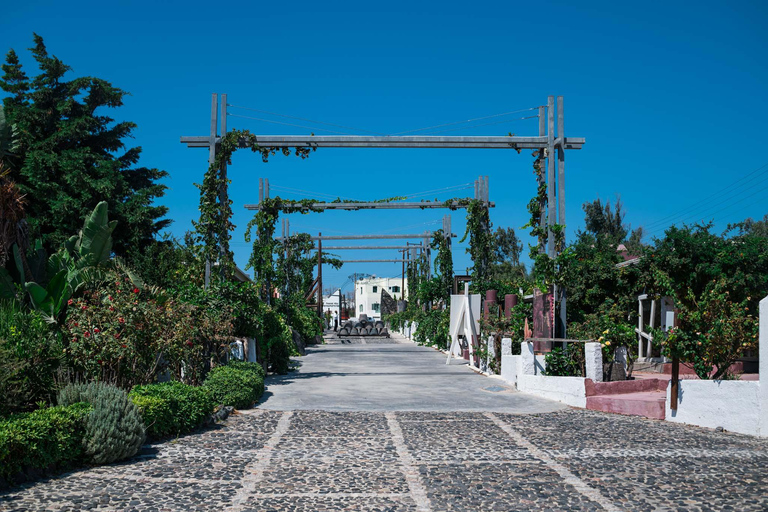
[181,94,584,332]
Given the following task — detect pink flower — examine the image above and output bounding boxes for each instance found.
[81,305,87,310]
[118,317,125,324]
[67,299,74,306]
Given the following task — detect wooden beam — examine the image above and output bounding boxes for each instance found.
[244,200,494,211]
[180,135,586,150]
[277,233,457,241]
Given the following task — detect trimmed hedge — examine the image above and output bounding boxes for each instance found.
[0,403,92,483]
[58,382,146,464]
[128,382,215,439]
[203,361,265,410]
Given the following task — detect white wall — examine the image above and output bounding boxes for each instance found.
[356,277,407,320]
[517,374,587,408]
[666,380,761,436]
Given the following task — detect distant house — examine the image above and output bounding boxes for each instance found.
[354,276,408,320]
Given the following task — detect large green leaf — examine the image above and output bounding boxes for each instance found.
[78,201,116,266]
[0,268,17,300]
[12,244,25,284]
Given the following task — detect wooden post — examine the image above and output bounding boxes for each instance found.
[547,96,555,258]
[317,232,323,320]
[538,106,546,255]
[670,356,680,411]
[557,96,566,337]
[219,94,228,278]
[638,297,644,358]
[205,93,218,289]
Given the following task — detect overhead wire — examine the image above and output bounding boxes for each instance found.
[642,161,768,231]
[425,115,539,135]
[391,106,541,135]
[227,104,387,135]
[227,113,352,135]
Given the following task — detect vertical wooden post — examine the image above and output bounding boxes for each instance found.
[547,96,555,258]
[538,106,546,255]
[638,298,645,358]
[219,94,228,278]
[317,233,323,320]
[670,356,680,411]
[205,93,218,289]
[557,96,566,337]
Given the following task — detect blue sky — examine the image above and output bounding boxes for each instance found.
[4,0,767,291]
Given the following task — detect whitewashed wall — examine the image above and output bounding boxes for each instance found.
[666,380,761,436]
[517,374,587,408]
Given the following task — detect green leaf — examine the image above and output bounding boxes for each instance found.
[12,244,25,284]
[0,268,17,300]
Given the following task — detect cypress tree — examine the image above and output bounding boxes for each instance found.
[0,34,170,256]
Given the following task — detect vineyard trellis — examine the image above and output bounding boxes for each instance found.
[181,95,584,336]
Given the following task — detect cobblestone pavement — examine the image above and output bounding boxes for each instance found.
[2,408,768,511]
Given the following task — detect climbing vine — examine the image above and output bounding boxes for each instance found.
[430,229,453,303]
[195,129,314,281]
[522,154,568,290]
[461,199,494,284]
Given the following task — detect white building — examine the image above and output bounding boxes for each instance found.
[354,276,408,320]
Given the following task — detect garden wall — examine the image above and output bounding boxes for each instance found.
[666,380,761,436]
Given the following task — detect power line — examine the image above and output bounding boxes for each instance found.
[642,161,768,231]
[227,105,387,135]
[227,113,352,135]
[391,106,541,136]
[426,115,539,135]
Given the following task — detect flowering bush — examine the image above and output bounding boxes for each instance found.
[63,270,202,388]
[658,279,758,379]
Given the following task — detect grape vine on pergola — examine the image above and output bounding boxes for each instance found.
[180,94,584,336]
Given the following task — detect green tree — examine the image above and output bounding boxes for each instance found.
[0,34,170,256]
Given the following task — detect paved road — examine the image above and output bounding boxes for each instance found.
[259,333,564,413]
[2,336,768,511]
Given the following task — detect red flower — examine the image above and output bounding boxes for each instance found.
[94,328,100,333]
[115,333,121,339]
[121,344,127,348]
[67,299,74,306]
[81,305,87,310]
[118,317,125,324]
[109,306,115,311]
[73,322,79,327]
[132,288,140,294]
[84,331,91,338]
[185,340,194,347]
[108,295,113,301]
[116,289,121,294]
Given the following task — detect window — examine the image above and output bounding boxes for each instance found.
[373,286,378,293]
[372,303,380,312]
[360,287,363,294]
[359,304,364,312]
[390,286,400,293]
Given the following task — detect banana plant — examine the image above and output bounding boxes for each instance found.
[20,201,120,323]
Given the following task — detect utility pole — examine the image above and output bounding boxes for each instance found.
[317,233,323,320]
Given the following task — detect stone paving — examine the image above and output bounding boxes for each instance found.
[3,335,768,511]
[2,408,768,511]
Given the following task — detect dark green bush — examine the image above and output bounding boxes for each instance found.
[543,345,584,377]
[203,362,265,410]
[128,382,214,439]
[58,382,145,464]
[0,403,91,483]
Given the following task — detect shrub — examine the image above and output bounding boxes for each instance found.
[128,382,214,439]
[0,301,62,416]
[63,269,206,389]
[543,345,584,377]
[204,362,265,409]
[58,382,145,464]
[0,403,91,483]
